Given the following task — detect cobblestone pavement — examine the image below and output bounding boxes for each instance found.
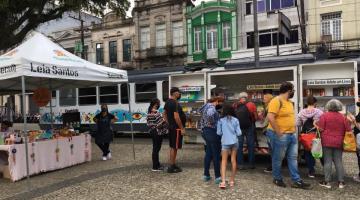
[0,137,359,200]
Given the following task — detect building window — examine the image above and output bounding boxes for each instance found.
[140,27,150,50]
[156,24,166,47]
[78,87,97,105]
[162,81,169,102]
[59,88,76,106]
[207,25,218,50]
[222,22,231,49]
[109,41,117,64]
[123,39,131,62]
[194,27,202,52]
[96,43,104,64]
[135,83,157,103]
[120,84,129,104]
[172,21,183,46]
[321,12,342,41]
[46,91,57,107]
[246,28,299,48]
[100,86,118,104]
[246,0,296,14]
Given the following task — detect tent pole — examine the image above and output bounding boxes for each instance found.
[22,76,31,190]
[49,79,54,131]
[127,83,135,160]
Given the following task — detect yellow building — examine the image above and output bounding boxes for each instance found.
[307,0,360,53]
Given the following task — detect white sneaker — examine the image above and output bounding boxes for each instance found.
[107,152,112,160]
[338,182,345,189]
[353,175,360,183]
[102,156,107,161]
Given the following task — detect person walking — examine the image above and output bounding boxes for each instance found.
[267,82,310,189]
[147,98,168,172]
[347,102,360,183]
[263,90,274,173]
[317,99,351,189]
[296,96,323,178]
[217,104,242,189]
[199,96,224,184]
[164,87,186,173]
[94,104,118,161]
[234,92,257,170]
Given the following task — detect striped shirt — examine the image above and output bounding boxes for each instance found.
[147,110,168,135]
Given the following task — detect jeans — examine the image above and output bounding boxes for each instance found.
[304,150,316,174]
[96,142,110,157]
[151,130,163,169]
[268,130,301,182]
[237,124,255,167]
[202,127,221,178]
[265,130,272,168]
[323,147,344,182]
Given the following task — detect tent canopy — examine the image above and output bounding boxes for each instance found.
[0,32,128,91]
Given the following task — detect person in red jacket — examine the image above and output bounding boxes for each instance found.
[317,99,351,189]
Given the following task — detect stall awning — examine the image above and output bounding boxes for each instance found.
[225,54,315,70]
[128,66,185,83]
[0,32,128,91]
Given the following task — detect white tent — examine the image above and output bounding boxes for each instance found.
[0,33,134,183]
[0,32,128,91]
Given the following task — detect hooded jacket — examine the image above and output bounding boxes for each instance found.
[296,108,323,127]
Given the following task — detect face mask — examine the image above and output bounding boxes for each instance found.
[357,102,360,107]
[289,90,295,99]
[177,94,182,100]
[215,104,223,110]
[101,108,107,113]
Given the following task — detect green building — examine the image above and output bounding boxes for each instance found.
[186,0,237,65]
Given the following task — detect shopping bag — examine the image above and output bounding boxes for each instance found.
[299,132,316,151]
[311,130,322,159]
[343,131,357,152]
[357,133,360,149]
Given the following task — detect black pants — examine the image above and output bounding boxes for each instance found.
[152,131,163,169]
[96,141,110,157]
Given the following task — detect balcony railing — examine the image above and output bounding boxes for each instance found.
[308,38,360,54]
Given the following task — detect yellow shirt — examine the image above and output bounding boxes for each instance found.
[267,97,296,133]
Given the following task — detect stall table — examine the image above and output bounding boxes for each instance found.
[0,134,91,182]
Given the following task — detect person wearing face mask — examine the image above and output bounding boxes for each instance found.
[147,98,168,171]
[346,101,360,183]
[163,87,186,173]
[199,96,224,184]
[93,104,118,161]
[267,82,310,189]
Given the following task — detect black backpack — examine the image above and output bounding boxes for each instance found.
[301,117,314,133]
[235,103,252,129]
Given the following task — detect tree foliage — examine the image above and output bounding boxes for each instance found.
[0,0,130,51]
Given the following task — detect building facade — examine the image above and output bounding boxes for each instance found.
[307,0,360,56]
[132,0,193,69]
[90,12,135,69]
[233,0,302,59]
[186,0,237,65]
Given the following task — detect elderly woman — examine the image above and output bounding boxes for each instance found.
[317,99,351,189]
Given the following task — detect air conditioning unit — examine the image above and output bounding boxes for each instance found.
[109,63,117,68]
[321,34,332,42]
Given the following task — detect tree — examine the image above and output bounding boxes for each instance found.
[0,0,130,51]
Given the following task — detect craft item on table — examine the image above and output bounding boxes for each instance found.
[59,128,74,137]
[5,134,15,145]
[39,129,53,140]
[11,148,17,164]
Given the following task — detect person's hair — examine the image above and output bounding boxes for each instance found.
[222,103,235,118]
[279,82,294,94]
[325,99,343,112]
[306,96,317,106]
[170,87,180,95]
[101,104,108,109]
[148,98,160,114]
[263,89,273,95]
[208,96,225,103]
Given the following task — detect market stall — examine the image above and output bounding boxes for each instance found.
[0,32,128,181]
[299,61,358,113]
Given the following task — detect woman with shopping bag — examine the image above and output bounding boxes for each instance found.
[316,99,351,189]
[296,96,323,178]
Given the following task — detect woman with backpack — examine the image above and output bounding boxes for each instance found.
[296,96,323,178]
[199,96,224,184]
[147,98,168,171]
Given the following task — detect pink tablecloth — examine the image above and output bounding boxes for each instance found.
[0,134,92,182]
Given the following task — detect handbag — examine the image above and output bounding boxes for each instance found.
[299,132,317,151]
[343,131,357,152]
[311,130,323,159]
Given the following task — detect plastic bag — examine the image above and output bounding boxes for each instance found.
[311,130,322,159]
[299,132,316,151]
[357,133,360,149]
[343,131,357,152]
